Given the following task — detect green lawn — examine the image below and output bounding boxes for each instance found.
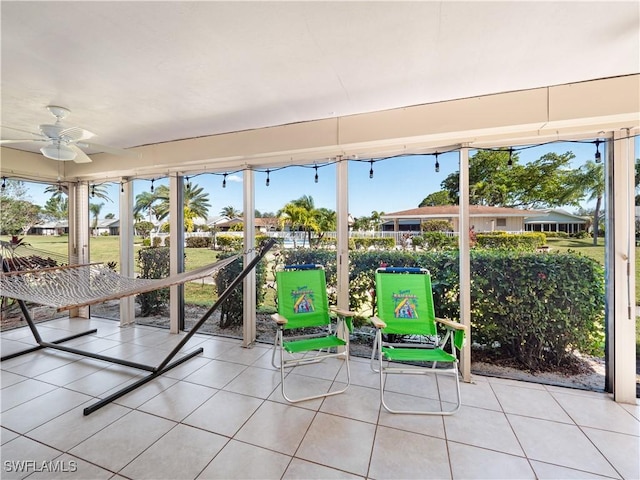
[546,236,640,301]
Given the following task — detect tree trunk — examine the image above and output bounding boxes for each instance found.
[592,196,602,245]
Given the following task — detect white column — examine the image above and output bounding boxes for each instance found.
[67,182,90,319]
[336,157,350,343]
[169,175,185,334]
[243,168,256,346]
[607,130,637,403]
[119,178,135,326]
[458,146,471,382]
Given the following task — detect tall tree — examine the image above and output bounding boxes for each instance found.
[45,183,112,203]
[42,195,68,221]
[277,203,308,247]
[571,160,605,245]
[134,190,161,223]
[419,190,455,207]
[441,149,521,206]
[440,149,585,209]
[220,206,241,219]
[0,180,41,236]
[510,152,583,208]
[152,184,211,232]
[89,202,104,236]
[314,207,336,242]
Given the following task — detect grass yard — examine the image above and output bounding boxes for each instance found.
[546,236,640,300]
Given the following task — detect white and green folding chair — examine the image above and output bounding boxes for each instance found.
[370,267,467,415]
[271,264,355,403]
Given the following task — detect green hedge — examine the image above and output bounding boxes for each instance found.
[186,236,212,248]
[214,251,267,329]
[280,249,604,369]
[351,237,395,250]
[215,234,273,251]
[412,232,457,250]
[476,232,546,251]
[137,247,170,316]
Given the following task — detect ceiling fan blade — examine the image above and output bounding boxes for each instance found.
[1,125,45,138]
[60,126,95,142]
[69,144,92,163]
[0,138,46,144]
[78,141,141,159]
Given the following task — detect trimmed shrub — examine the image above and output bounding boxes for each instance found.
[186,236,212,248]
[413,232,457,250]
[476,232,545,251]
[351,237,395,250]
[216,234,243,251]
[470,250,604,369]
[214,251,267,329]
[421,219,453,232]
[136,247,170,316]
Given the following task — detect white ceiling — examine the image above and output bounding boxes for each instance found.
[1,1,639,156]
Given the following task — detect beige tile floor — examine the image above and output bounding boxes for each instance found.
[1,317,639,480]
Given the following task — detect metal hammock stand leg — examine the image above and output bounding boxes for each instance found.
[1,238,276,415]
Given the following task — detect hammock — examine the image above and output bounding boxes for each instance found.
[0,255,239,312]
[0,237,277,416]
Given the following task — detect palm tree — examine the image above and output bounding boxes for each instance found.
[89,202,104,236]
[45,183,112,203]
[572,160,604,245]
[220,205,241,219]
[134,189,164,224]
[278,196,324,247]
[152,184,211,232]
[314,208,336,243]
[277,203,307,247]
[370,210,385,231]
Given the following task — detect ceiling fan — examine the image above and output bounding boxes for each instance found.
[0,105,137,163]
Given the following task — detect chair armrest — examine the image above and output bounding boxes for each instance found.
[330,307,358,317]
[369,316,387,329]
[435,317,467,332]
[271,313,288,325]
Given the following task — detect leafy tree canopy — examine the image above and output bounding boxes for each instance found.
[419,190,455,207]
[0,180,41,235]
[440,150,585,209]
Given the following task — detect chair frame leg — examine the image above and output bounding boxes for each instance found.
[375,331,462,415]
[274,328,351,403]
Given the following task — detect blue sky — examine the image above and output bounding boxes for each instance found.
[23,138,638,220]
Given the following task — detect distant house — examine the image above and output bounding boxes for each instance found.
[255,217,279,232]
[213,217,244,232]
[381,206,543,233]
[93,218,120,236]
[211,216,280,233]
[523,209,588,234]
[29,220,69,236]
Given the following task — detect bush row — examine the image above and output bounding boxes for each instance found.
[279,249,604,370]
[475,232,546,251]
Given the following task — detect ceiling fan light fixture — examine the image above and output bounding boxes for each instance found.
[40,142,77,161]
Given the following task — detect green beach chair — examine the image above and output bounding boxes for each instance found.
[271,264,355,403]
[370,267,467,415]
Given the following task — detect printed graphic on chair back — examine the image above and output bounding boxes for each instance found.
[276,266,330,330]
[375,268,437,336]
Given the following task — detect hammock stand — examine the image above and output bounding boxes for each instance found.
[1,238,276,415]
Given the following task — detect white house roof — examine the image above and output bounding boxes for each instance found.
[382,205,543,220]
[524,209,588,224]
